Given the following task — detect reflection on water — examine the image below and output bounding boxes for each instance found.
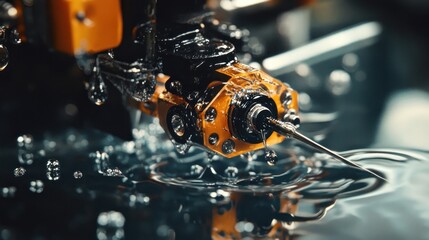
[0,129,428,239]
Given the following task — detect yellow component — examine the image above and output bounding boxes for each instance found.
[49,0,123,55]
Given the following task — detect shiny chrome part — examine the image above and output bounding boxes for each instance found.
[246,104,269,132]
[266,117,388,182]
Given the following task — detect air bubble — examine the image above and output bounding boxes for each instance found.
[73,171,83,179]
[46,159,60,181]
[14,167,26,177]
[29,180,44,193]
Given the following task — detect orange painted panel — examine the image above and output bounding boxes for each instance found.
[49,0,122,55]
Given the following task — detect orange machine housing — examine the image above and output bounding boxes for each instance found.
[49,0,123,55]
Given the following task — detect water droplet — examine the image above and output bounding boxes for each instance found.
[190,164,204,175]
[92,151,111,175]
[29,180,44,193]
[46,159,60,181]
[105,167,123,177]
[97,211,125,240]
[88,72,108,105]
[265,149,278,166]
[171,114,185,137]
[126,74,156,102]
[208,133,219,145]
[205,107,217,122]
[0,44,9,71]
[224,166,238,178]
[73,171,83,179]
[175,143,190,155]
[327,70,351,96]
[222,139,235,154]
[1,186,17,198]
[14,167,26,177]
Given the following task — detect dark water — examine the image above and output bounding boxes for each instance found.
[1,129,428,240]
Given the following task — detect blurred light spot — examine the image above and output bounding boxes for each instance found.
[65,104,78,116]
[327,70,351,96]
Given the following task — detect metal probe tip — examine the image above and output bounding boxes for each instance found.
[265,118,388,182]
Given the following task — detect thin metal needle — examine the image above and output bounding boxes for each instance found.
[266,118,388,182]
